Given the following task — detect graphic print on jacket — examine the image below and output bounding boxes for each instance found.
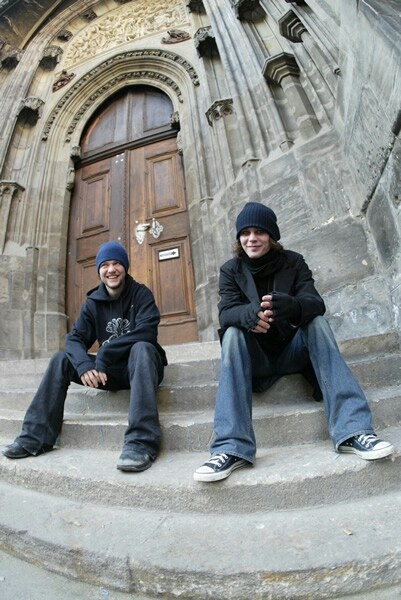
[103,317,130,344]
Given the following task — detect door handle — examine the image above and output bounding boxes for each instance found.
[135,218,164,244]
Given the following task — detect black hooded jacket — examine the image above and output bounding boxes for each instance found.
[65,274,167,377]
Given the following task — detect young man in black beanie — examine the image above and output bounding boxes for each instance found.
[194,202,393,482]
[3,241,167,473]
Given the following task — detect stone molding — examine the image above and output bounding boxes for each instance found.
[284,0,306,4]
[206,99,234,126]
[279,10,307,43]
[42,49,199,141]
[231,0,265,21]
[262,52,300,85]
[194,26,218,57]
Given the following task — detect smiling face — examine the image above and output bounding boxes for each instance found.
[98,260,126,298]
[239,227,271,259]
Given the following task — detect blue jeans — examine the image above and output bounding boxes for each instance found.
[16,342,164,458]
[211,317,374,463]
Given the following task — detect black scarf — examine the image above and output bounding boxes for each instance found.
[242,250,285,294]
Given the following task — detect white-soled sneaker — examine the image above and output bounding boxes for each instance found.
[337,434,394,460]
[193,453,249,482]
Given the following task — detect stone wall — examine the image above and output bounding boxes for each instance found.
[0,0,399,358]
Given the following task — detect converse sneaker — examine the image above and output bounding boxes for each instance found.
[338,434,394,460]
[193,453,249,482]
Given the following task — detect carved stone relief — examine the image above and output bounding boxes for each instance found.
[162,30,191,44]
[170,111,181,129]
[53,69,76,92]
[42,49,199,141]
[63,0,190,69]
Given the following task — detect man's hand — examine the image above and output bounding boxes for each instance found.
[250,295,274,333]
[80,369,108,388]
[269,292,301,324]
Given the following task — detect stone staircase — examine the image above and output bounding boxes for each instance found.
[1,340,401,599]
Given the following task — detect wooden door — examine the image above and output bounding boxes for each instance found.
[66,86,197,345]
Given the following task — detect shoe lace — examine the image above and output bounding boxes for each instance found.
[208,453,229,467]
[355,434,377,447]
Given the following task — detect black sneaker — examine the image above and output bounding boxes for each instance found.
[116,452,152,472]
[337,434,394,460]
[193,453,249,482]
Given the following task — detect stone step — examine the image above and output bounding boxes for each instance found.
[0,347,400,395]
[1,425,399,515]
[2,549,401,600]
[1,475,401,599]
[1,384,400,452]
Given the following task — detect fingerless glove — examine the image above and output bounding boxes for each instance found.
[271,292,301,324]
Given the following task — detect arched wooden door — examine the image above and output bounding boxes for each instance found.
[66,86,198,345]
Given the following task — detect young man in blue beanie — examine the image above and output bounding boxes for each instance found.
[3,241,167,473]
[194,202,393,482]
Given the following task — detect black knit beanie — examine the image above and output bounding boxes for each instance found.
[235,202,281,241]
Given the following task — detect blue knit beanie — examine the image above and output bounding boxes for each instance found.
[96,241,129,272]
[235,202,281,241]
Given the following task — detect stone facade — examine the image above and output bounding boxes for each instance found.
[0,0,400,358]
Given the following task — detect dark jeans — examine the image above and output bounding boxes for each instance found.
[16,342,164,459]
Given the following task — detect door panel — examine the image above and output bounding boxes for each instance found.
[129,138,197,344]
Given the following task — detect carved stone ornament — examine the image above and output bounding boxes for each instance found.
[231,0,265,21]
[53,69,76,92]
[63,0,189,69]
[170,111,180,130]
[70,146,82,162]
[206,99,234,126]
[39,46,63,69]
[194,27,218,58]
[42,50,199,141]
[1,47,23,69]
[57,30,73,42]
[80,9,97,21]
[18,97,45,119]
[279,11,307,42]
[162,30,191,44]
[262,52,300,86]
[186,0,206,12]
